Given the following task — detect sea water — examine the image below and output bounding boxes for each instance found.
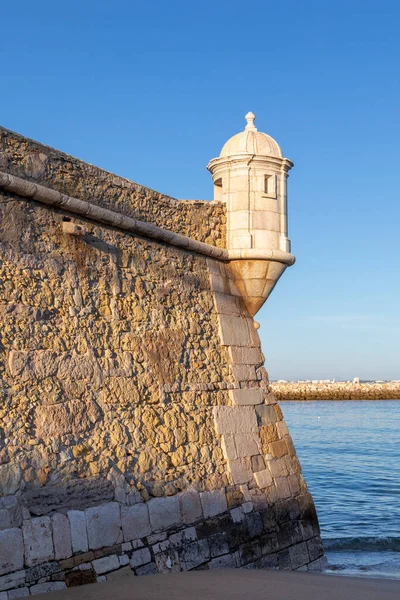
[281,400,400,579]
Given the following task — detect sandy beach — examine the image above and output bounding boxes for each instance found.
[33,570,400,600]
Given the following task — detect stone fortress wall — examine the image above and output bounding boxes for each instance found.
[0,127,324,597]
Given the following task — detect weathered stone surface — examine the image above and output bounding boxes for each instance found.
[65,569,97,587]
[230,389,262,406]
[0,570,25,592]
[289,541,309,569]
[200,490,227,519]
[180,540,210,570]
[22,517,54,566]
[234,434,260,458]
[179,489,203,525]
[0,529,24,576]
[34,400,101,439]
[169,527,197,548]
[92,555,120,575]
[8,587,30,599]
[228,346,263,365]
[0,510,11,531]
[23,479,114,516]
[121,503,151,541]
[254,469,273,489]
[228,459,253,485]
[135,562,158,576]
[86,502,121,550]
[307,555,328,571]
[130,548,151,568]
[30,581,67,595]
[68,510,88,553]
[208,553,236,568]
[25,561,60,583]
[0,465,21,497]
[52,513,72,560]
[148,497,181,532]
[213,406,258,435]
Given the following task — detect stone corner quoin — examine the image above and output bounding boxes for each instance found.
[0,123,325,596]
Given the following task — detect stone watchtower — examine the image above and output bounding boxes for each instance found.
[207,112,295,316]
[0,120,325,595]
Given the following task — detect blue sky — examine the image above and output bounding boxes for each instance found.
[1,1,399,380]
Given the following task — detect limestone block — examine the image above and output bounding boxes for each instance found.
[24,561,59,583]
[251,211,280,231]
[254,469,273,489]
[178,489,203,525]
[180,539,210,570]
[51,513,72,560]
[148,496,181,532]
[152,540,170,554]
[0,570,25,592]
[1,497,22,529]
[92,555,120,575]
[119,554,129,566]
[121,503,151,541]
[213,292,241,316]
[0,510,11,531]
[86,502,121,550]
[135,562,158,576]
[199,489,227,519]
[217,314,252,347]
[256,404,277,425]
[68,510,88,553]
[242,501,253,513]
[208,553,236,568]
[24,478,114,516]
[155,549,180,573]
[22,517,54,566]
[221,435,236,460]
[230,507,244,523]
[269,458,289,479]
[245,512,263,538]
[228,458,253,485]
[0,464,21,496]
[169,527,197,548]
[228,346,263,365]
[230,388,262,406]
[289,541,309,569]
[30,582,67,595]
[0,592,7,600]
[213,406,258,435]
[130,548,151,569]
[307,556,328,571]
[307,536,324,562]
[8,588,29,599]
[269,440,288,458]
[276,421,289,438]
[230,365,257,382]
[288,474,301,496]
[261,533,279,555]
[273,477,292,500]
[251,455,265,472]
[234,433,260,458]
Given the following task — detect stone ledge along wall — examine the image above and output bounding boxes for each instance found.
[0,127,324,597]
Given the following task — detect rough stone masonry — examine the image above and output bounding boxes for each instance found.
[0,119,325,597]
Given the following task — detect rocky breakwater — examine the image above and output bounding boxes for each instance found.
[270,382,400,401]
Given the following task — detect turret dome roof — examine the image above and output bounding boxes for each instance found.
[219,112,282,158]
